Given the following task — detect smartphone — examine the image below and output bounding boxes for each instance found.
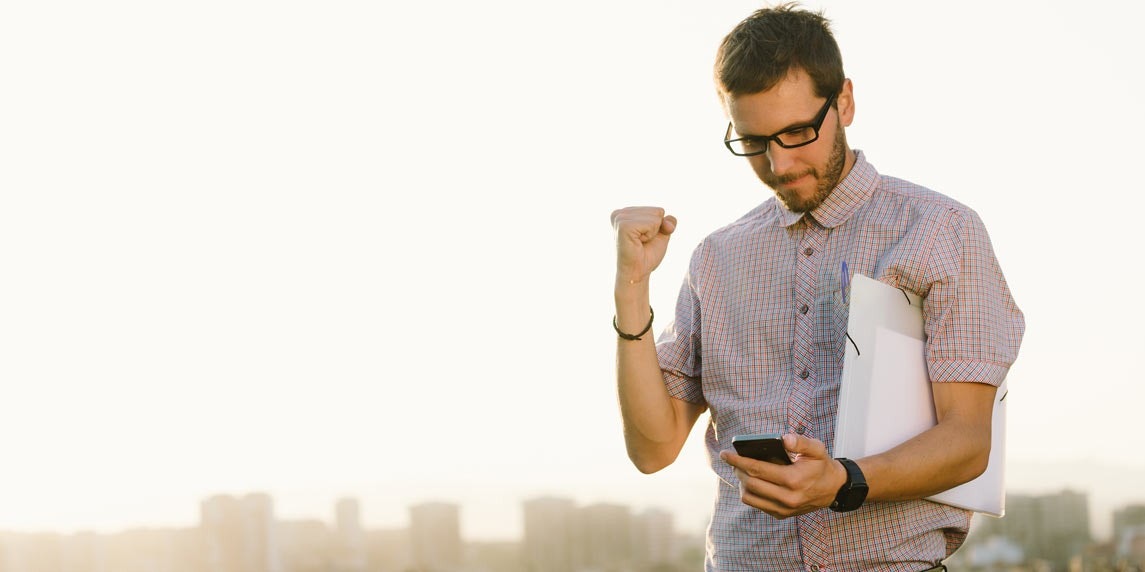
[731,433,792,465]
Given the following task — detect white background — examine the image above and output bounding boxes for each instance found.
[2,0,1143,541]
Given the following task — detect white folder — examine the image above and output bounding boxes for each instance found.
[833,273,1007,517]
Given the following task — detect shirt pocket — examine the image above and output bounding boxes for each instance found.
[815,280,850,357]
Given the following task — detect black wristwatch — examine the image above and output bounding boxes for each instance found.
[830,458,868,512]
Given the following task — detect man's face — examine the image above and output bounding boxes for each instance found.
[726,70,854,213]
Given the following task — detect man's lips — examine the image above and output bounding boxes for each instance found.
[779,173,810,188]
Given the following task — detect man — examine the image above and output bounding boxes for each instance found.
[610,4,1024,571]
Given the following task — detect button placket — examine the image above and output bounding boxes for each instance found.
[791,219,834,564]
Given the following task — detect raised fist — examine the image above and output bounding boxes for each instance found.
[610,206,677,285]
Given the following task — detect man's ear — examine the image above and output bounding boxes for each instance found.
[837,78,855,128]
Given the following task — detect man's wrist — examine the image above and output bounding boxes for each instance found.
[614,273,650,306]
[820,458,848,509]
[614,272,650,293]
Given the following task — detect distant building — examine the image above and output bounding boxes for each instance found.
[974,489,1091,571]
[632,508,676,569]
[106,527,203,572]
[364,528,411,572]
[964,535,1024,568]
[1114,504,1145,551]
[0,528,203,572]
[409,502,462,572]
[333,498,366,572]
[277,519,331,571]
[1116,524,1145,568]
[58,531,107,572]
[0,533,63,572]
[466,540,525,572]
[201,492,282,572]
[580,502,633,570]
[523,497,578,572]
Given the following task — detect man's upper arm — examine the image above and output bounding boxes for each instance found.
[933,381,995,423]
[932,381,997,460]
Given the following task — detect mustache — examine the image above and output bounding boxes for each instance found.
[766,168,816,185]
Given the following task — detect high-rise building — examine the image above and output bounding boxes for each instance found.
[364,528,412,572]
[1113,503,1145,568]
[277,519,332,571]
[334,498,366,572]
[1114,505,1145,549]
[59,531,107,572]
[579,502,633,570]
[522,497,578,572]
[201,493,282,572]
[633,508,676,568]
[409,502,462,572]
[1117,525,1145,569]
[974,489,1091,571]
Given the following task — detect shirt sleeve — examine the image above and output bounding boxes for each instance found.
[655,243,706,405]
[921,208,1025,385]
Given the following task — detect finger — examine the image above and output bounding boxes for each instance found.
[721,450,788,482]
[721,449,768,473]
[614,211,672,245]
[611,205,663,219]
[737,478,803,519]
[783,433,829,459]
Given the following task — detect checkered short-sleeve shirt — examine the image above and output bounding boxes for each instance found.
[656,151,1025,572]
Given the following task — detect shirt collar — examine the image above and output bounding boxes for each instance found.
[774,150,878,228]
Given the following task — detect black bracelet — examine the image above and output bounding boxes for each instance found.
[613,307,654,341]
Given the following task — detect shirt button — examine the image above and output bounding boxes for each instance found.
[800,370,810,379]
[803,247,814,256]
[810,566,821,572]
[796,425,806,435]
[799,304,809,314]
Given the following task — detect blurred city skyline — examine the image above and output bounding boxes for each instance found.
[3,488,1144,572]
[4,476,1144,544]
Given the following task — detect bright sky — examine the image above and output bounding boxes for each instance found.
[2,0,1143,543]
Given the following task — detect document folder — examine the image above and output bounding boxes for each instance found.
[833,273,1007,517]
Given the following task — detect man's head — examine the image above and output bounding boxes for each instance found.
[715,4,855,213]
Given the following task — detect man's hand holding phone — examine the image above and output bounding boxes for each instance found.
[721,433,847,520]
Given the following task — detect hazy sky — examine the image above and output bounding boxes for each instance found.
[2,0,1144,542]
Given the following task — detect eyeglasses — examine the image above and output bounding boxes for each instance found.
[724,92,837,157]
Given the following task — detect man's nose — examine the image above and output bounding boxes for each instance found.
[767,144,799,175]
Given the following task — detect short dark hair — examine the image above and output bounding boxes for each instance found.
[714,3,845,102]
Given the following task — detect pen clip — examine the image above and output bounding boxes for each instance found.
[840,260,850,304]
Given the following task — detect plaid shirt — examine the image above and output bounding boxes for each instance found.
[656,151,1025,572]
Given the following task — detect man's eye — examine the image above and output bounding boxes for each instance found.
[779,127,815,143]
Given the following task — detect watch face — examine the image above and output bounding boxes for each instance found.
[831,484,868,512]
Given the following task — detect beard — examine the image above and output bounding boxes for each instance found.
[763,124,847,213]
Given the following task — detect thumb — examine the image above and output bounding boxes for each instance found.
[660,215,678,236]
[783,434,829,459]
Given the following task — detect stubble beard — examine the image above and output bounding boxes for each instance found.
[765,126,847,214]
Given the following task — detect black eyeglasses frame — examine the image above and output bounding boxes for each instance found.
[723,92,838,157]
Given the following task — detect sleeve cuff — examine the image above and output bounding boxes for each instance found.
[928,359,1011,386]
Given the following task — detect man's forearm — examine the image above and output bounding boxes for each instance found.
[857,382,996,501]
[615,280,697,473]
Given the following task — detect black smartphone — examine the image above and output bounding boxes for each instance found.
[731,433,792,465]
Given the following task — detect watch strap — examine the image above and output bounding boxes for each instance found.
[830,457,868,512]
